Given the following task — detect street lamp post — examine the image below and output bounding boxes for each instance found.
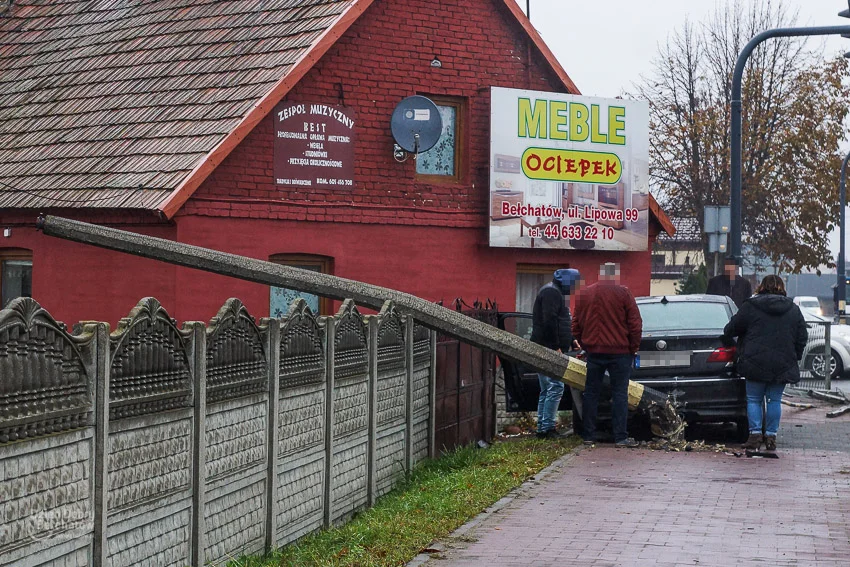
[730,24,850,262]
[839,151,850,324]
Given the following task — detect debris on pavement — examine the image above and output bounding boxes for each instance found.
[826,404,850,418]
[643,437,731,454]
[746,449,779,459]
[781,399,814,409]
[807,389,849,405]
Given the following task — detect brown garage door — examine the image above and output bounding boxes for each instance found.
[434,304,497,455]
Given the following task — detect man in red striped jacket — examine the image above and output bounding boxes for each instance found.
[572,262,642,448]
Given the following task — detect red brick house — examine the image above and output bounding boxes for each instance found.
[0,0,673,326]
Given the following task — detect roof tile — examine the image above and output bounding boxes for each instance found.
[0,0,355,209]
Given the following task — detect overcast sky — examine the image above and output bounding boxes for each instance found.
[513,0,850,266]
[517,0,849,97]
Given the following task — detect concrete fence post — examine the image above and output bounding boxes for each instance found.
[91,321,110,567]
[188,321,207,567]
[428,330,437,459]
[367,315,379,506]
[405,317,415,473]
[265,317,281,552]
[323,316,336,528]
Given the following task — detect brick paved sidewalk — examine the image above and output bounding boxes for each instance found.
[422,400,850,567]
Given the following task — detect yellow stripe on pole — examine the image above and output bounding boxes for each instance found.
[627,380,645,408]
[561,356,587,388]
[561,356,644,407]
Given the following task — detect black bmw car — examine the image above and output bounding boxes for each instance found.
[499,294,747,440]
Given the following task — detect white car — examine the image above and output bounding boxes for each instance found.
[801,310,850,380]
[794,296,823,317]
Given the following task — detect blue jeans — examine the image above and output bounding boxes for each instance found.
[582,354,633,443]
[746,381,785,437]
[537,374,565,432]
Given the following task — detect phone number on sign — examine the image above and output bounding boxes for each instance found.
[316,178,353,186]
[541,224,615,240]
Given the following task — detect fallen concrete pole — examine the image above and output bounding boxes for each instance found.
[37,215,684,438]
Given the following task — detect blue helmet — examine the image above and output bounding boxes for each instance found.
[553,268,581,295]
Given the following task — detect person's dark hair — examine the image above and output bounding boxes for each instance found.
[755,274,786,296]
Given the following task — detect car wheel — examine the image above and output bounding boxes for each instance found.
[810,348,840,380]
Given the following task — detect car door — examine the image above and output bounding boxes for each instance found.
[497,312,571,412]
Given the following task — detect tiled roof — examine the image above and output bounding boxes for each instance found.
[0,0,357,210]
[658,217,700,243]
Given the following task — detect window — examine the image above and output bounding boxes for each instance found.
[515,264,567,313]
[415,96,465,181]
[637,301,732,333]
[269,254,333,317]
[1,249,32,308]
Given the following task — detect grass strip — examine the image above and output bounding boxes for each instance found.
[228,436,578,567]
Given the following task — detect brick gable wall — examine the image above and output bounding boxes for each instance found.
[182,0,568,227]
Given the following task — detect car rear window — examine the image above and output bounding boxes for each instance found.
[638,302,731,333]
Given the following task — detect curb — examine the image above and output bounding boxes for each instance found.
[405,443,582,567]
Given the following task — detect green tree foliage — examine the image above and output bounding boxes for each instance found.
[676,264,708,295]
[633,0,850,272]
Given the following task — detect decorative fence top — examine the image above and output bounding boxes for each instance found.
[0,298,93,443]
[206,298,267,402]
[109,297,192,420]
[0,295,426,440]
[279,299,325,389]
[376,302,405,373]
[334,300,368,381]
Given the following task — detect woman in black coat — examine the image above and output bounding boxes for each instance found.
[721,275,807,451]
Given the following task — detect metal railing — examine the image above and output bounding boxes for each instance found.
[798,320,832,391]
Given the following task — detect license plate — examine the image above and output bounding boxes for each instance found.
[635,351,691,369]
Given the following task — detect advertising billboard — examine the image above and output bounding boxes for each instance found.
[489,87,649,251]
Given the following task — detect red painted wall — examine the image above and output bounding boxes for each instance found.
[0,212,177,327]
[170,215,656,322]
[1,0,663,327]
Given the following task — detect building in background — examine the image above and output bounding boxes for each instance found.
[651,218,702,296]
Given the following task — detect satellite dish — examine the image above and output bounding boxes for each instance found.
[390,95,442,153]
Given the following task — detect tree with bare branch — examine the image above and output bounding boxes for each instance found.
[634,0,850,275]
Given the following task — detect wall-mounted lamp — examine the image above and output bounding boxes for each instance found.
[3,228,11,238]
[430,56,442,68]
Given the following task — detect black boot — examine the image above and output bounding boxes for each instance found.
[742,433,762,450]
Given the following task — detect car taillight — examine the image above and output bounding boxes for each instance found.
[707,347,736,363]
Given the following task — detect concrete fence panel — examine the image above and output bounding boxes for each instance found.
[411,322,436,465]
[372,303,407,499]
[0,298,96,567]
[329,300,370,525]
[203,299,268,565]
[275,299,327,545]
[0,296,439,567]
[105,298,194,567]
